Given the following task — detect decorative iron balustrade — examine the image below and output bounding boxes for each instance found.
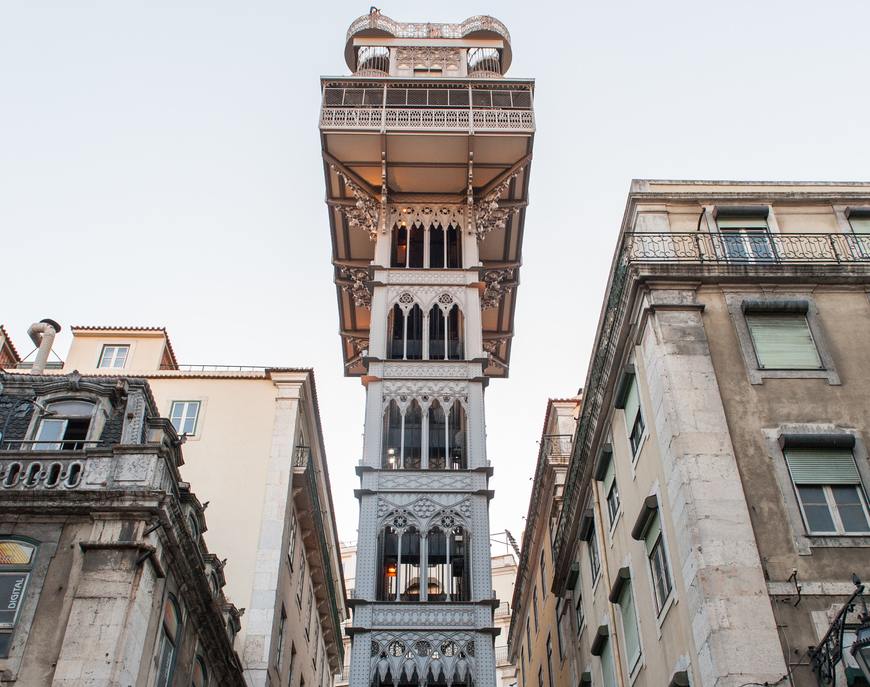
[493,601,511,617]
[624,231,870,264]
[494,645,510,664]
[0,440,101,452]
[553,229,870,575]
[540,434,573,462]
[159,364,268,372]
[293,445,311,468]
[321,82,534,133]
[346,14,511,45]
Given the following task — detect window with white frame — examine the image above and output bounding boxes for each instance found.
[603,461,620,527]
[575,594,585,635]
[785,448,870,535]
[275,606,286,669]
[616,371,645,458]
[616,581,642,673]
[645,514,673,614]
[588,524,601,581]
[744,312,822,370]
[287,507,297,570]
[847,209,870,258]
[599,636,617,687]
[155,594,183,687]
[169,401,200,436]
[97,344,129,369]
[33,399,96,451]
[716,214,774,262]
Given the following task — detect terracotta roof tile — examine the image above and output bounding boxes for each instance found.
[0,325,21,363]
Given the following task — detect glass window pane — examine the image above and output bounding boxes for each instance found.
[0,542,34,566]
[48,400,94,417]
[34,418,66,450]
[832,486,870,533]
[619,587,641,669]
[797,486,836,532]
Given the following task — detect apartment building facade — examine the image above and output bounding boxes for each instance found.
[549,181,870,687]
[1,323,347,687]
[508,400,580,687]
[0,371,244,686]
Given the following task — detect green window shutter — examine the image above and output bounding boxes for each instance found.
[717,218,769,229]
[619,586,641,668]
[785,449,861,485]
[622,378,640,435]
[746,315,822,369]
[603,460,616,494]
[643,515,662,556]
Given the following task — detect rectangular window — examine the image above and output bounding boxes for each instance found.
[537,667,544,687]
[645,516,673,613]
[555,601,566,660]
[575,595,585,635]
[546,636,555,687]
[717,217,774,262]
[520,647,526,687]
[618,584,642,672]
[539,549,547,599]
[849,213,870,257]
[288,644,296,686]
[588,525,601,581]
[275,606,286,669]
[604,461,620,527]
[532,585,539,632]
[526,618,531,655]
[600,638,617,687]
[288,508,297,570]
[622,376,645,457]
[786,448,870,534]
[98,344,129,369]
[305,589,313,640]
[169,401,201,436]
[297,555,306,608]
[746,314,822,370]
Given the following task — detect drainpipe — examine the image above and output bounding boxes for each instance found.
[28,319,61,375]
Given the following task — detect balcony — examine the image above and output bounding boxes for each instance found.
[320,81,534,133]
[495,645,511,665]
[540,434,573,464]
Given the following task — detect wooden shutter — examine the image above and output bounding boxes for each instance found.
[746,314,822,369]
[785,449,861,485]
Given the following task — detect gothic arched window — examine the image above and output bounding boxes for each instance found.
[427,401,447,470]
[428,304,464,361]
[426,524,469,602]
[155,594,183,687]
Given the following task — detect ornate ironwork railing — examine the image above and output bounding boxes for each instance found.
[623,231,870,264]
[346,14,511,45]
[553,229,870,577]
[540,434,573,462]
[494,644,511,664]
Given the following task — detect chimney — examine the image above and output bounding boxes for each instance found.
[27,319,61,374]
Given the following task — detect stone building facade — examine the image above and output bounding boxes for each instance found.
[508,400,579,687]
[1,324,347,687]
[549,181,870,687]
[0,371,244,686]
[319,11,534,687]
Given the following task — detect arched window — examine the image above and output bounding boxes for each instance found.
[33,400,96,451]
[408,225,424,268]
[427,401,447,470]
[391,226,408,267]
[382,401,422,469]
[0,539,36,658]
[428,304,464,361]
[392,221,462,269]
[192,656,208,687]
[155,594,182,687]
[404,402,422,469]
[382,401,402,469]
[377,526,399,601]
[426,524,469,602]
[399,527,421,601]
[448,401,467,470]
[429,226,445,268]
[446,225,462,268]
[387,303,423,360]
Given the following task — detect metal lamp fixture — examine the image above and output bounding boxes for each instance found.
[810,574,870,685]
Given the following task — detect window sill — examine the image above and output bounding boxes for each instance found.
[628,656,645,685]
[803,534,870,549]
[748,367,840,386]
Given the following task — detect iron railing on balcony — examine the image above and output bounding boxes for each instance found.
[493,601,511,617]
[494,645,511,664]
[321,82,534,133]
[540,434,573,463]
[293,445,311,468]
[553,229,870,574]
[624,231,870,265]
[0,439,101,452]
[159,364,267,372]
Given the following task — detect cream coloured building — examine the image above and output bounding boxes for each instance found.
[2,324,347,687]
[550,181,870,687]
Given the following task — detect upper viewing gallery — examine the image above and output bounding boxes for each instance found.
[320,10,534,377]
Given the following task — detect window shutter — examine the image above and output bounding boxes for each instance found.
[643,515,662,556]
[785,449,861,485]
[622,378,640,434]
[746,315,822,369]
[619,586,641,668]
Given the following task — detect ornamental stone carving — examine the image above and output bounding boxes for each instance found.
[338,266,372,308]
[480,268,515,310]
[474,174,518,240]
[333,169,379,240]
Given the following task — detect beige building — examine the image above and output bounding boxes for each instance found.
[491,550,519,687]
[0,371,244,686]
[2,323,347,687]
[508,399,580,687]
[548,181,870,687]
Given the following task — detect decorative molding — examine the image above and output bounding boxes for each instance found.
[480,269,515,310]
[474,175,518,240]
[382,270,469,286]
[387,286,466,312]
[482,338,508,355]
[333,168,380,240]
[372,606,474,627]
[382,379,469,407]
[345,335,370,357]
[339,266,372,308]
[394,47,462,72]
[378,472,474,492]
[388,204,464,230]
[382,363,470,379]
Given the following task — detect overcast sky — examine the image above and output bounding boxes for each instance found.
[2,0,869,550]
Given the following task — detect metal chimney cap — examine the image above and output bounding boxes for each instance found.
[39,319,61,333]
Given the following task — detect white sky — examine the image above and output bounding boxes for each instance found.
[2,0,869,549]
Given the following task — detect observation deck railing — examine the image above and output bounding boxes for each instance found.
[553,229,870,571]
[321,81,534,133]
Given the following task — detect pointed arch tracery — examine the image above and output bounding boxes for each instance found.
[382,393,467,470]
[386,291,465,361]
[371,633,476,687]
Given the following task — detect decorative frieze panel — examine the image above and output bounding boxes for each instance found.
[376,494,472,530]
[378,269,470,286]
[381,362,472,379]
[373,471,476,492]
[372,605,474,628]
[394,47,462,73]
[386,285,467,313]
[388,204,464,230]
[368,631,478,687]
[381,380,469,411]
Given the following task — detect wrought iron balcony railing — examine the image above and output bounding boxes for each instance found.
[321,82,534,133]
[494,645,511,664]
[624,231,870,265]
[540,434,573,463]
